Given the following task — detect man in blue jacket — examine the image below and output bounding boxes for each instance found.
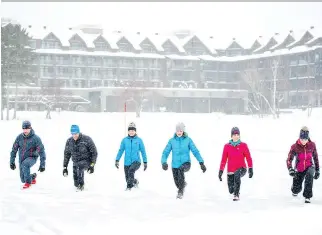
[10,121,46,189]
[161,122,206,199]
[115,122,147,190]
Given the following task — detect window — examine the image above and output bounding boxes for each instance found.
[162,40,179,54]
[140,39,157,53]
[95,42,109,51]
[117,38,133,52]
[70,41,85,50]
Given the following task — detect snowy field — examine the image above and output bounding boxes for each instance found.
[1,110,322,235]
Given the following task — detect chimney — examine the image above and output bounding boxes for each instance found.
[310,26,314,29]
[43,26,46,29]
[137,32,140,35]
[209,36,213,39]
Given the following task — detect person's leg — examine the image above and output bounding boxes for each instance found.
[303,167,315,199]
[21,158,37,184]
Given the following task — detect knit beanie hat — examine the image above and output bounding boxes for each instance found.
[70,125,80,134]
[231,127,240,136]
[128,122,136,131]
[22,120,31,129]
[299,126,309,139]
[176,122,185,132]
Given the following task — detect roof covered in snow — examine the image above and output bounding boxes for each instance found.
[3,23,322,61]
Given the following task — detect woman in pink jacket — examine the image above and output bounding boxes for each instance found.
[286,126,320,203]
[219,127,253,201]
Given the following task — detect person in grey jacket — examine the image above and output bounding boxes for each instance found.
[63,125,98,191]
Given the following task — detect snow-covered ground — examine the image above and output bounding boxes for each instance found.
[1,110,322,235]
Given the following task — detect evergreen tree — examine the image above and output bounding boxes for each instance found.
[1,23,36,119]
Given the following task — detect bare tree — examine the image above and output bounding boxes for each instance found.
[241,66,276,118]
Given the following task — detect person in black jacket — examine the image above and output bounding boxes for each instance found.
[63,125,98,191]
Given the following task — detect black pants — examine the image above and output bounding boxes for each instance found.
[73,160,90,187]
[124,161,141,188]
[227,167,247,196]
[291,166,315,199]
[172,162,191,191]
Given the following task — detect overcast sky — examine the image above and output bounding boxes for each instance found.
[2,2,322,39]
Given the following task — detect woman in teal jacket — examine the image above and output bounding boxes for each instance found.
[161,122,206,199]
[115,122,147,190]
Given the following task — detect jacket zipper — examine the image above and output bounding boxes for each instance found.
[304,146,307,170]
[130,139,133,163]
[21,138,27,162]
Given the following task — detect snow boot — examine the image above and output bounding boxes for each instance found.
[177,189,184,199]
[31,173,37,184]
[233,195,240,201]
[76,184,84,192]
[22,183,31,189]
[133,179,139,188]
[292,193,298,197]
[305,198,311,203]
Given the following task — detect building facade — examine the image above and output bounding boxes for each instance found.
[2,23,322,113]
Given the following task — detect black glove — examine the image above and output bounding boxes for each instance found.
[143,162,147,171]
[162,163,168,171]
[218,170,223,181]
[63,167,68,177]
[289,168,295,177]
[314,169,320,180]
[200,162,207,173]
[38,166,45,172]
[248,168,253,178]
[115,160,119,169]
[10,163,16,170]
[87,163,94,174]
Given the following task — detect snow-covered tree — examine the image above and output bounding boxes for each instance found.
[1,23,36,120]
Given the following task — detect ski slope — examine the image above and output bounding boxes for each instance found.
[1,110,322,235]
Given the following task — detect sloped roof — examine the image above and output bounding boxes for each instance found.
[19,24,322,55]
[269,32,291,50]
[305,28,322,46]
[76,31,99,48]
[286,28,314,48]
[118,33,144,51]
[144,35,165,52]
[100,32,122,50]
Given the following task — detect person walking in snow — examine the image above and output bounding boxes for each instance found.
[218,127,253,201]
[10,120,46,189]
[161,122,206,199]
[63,125,98,191]
[286,126,320,203]
[115,122,147,190]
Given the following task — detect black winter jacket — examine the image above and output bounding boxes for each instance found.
[63,133,98,167]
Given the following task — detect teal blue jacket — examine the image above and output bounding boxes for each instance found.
[116,135,147,166]
[161,132,204,168]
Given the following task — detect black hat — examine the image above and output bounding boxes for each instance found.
[231,127,240,136]
[299,126,309,140]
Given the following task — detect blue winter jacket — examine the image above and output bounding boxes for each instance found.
[161,132,204,168]
[10,129,46,168]
[116,135,147,166]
